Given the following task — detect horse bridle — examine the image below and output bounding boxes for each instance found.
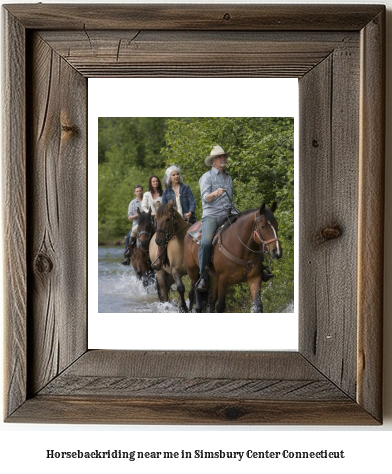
[138,229,152,247]
[155,210,189,245]
[253,212,280,253]
[137,231,151,253]
[227,211,280,255]
[217,211,280,277]
[151,210,190,267]
[137,220,155,253]
[138,230,151,239]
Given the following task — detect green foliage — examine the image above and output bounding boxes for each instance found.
[98,118,169,242]
[162,117,294,313]
[99,117,168,169]
[98,163,158,242]
[98,116,294,312]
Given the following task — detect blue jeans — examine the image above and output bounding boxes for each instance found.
[198,216,219,272]
[125,231,131,248]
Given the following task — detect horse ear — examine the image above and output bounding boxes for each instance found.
[148,206,152,215]
[168,199,175,209]
[137,208,141,215]
[259,203,266,214]
[270,202,277,212]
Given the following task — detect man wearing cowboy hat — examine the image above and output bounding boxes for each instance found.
[196,145,238,291]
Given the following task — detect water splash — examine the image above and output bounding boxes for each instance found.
[98,246,186,313]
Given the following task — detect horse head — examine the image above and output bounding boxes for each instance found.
[254,202,282,259]
[137,207,154,251]
[155,200,175,247]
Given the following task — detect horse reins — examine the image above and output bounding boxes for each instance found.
[155,210,190,244]
[226,212,279,255]
[217,211,280,277]
[218,190,279,254]
[151,210,190,267]
[137,218,155,253]
[253,213,280,253]
[213,189,280,277]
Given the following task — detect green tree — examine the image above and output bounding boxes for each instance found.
[98,117,169,242]
[98,116,294,312]
[162,117,294,312]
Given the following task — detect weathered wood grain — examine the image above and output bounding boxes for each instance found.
[39,377,347,400]
[2,9,27,419]
[61,351,324,379]
[27,33,87,395]
[357,9,385,422]
[6,350,377,424]
[9,396,379,425]
[38,351,347,401]
[2,4,385,425]
[38,30,358,78]
[4,4,384,31]
[299,41,360,399]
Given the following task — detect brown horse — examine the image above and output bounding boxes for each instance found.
[184,203,282,313]
[130,208,155,288]
[149,200,190,312]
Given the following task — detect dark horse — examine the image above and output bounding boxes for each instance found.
[130,208,155,288]
[184,203,282,313]
[149,200,190,312]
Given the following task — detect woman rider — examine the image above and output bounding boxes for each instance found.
[141,175,163,218]
[161,165,196,224]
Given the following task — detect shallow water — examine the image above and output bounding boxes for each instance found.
[98,246,181,313]
[98,246,294,313]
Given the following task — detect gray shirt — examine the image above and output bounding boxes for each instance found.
[127,198,142,229]
[199,167,236,218]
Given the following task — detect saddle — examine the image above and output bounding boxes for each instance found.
[187,214,238,246]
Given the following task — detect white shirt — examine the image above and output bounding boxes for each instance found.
[141,191,161,214]
[175,195,183,216]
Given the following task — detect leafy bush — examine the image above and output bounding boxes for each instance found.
[162,117,294,313]
[98,117,294,312]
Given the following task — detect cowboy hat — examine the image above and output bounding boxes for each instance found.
[205,145,231,167]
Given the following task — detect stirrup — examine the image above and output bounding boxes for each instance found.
[195,269,209,291]
[262,272,274,282]
[195,277,208,292]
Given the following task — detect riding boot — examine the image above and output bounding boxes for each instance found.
[129,236,137,253]
[195,268,209,292]
[261,264,274,282]
[121,236,136,265]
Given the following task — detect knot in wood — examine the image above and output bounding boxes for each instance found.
[223,13,231,21]
[34,252,53,274]
[61,124,77,133]
[312,139,319,148]
[223,405,244,420]
[314,225,342,245]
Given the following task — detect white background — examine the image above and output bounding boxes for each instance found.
[1,0,391,473]
[88,77,299,351]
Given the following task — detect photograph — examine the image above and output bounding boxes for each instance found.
[98,116,294,314]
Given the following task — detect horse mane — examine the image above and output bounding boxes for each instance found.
[236,205,276,223]
[237,208,257,218]
[262,206,276,223]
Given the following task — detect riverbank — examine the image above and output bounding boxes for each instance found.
[98,238,125,247]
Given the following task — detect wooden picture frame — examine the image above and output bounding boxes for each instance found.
[3,4,385,424]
